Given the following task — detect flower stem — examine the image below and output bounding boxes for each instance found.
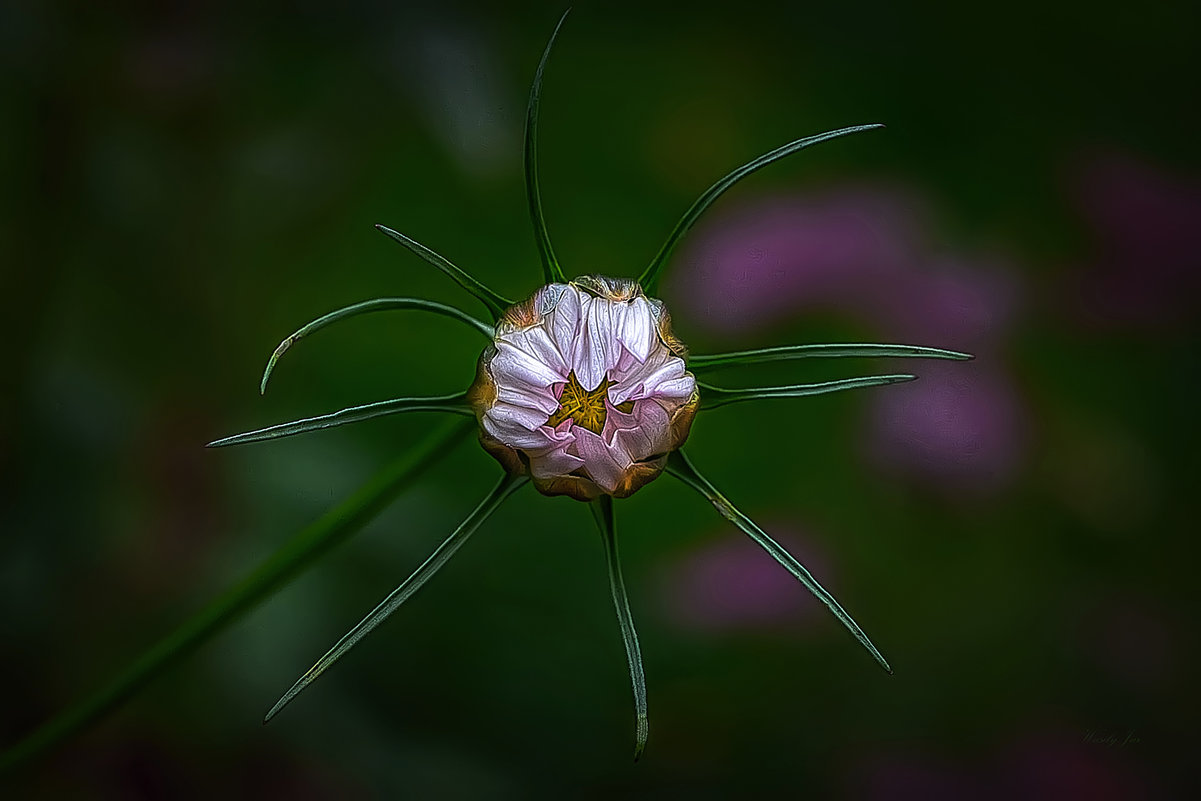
[0,417,474,776]
[590,495,649,761]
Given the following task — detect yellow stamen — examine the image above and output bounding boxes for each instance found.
[546,371,632,434]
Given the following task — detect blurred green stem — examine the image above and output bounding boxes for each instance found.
[0,417,474,776]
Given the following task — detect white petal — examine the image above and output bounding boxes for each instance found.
[609,351,684,404]
[495,382,560,414]
[482,414,558,449]
[572,295,614,391]
[491,340,564,389]
[548,284,584,359]
[529,443,585,479]
[500,325,568,376]
[606,399,671,461]
[615,297,655,363]
[572,427,630,493]
[649,374,696,401]
[609,345,670,387]
[484,401,548,431]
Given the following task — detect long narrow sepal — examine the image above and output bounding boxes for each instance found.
[665,451,892,674]
[375,224,513,321]
[206,393,472,448]
[689,343,973,372]
[637,124,884,295]
[589,495,649,761]
[264,473,529,723]
[698,374,916,410]
[525,9,571,284]
[261,298,494,395]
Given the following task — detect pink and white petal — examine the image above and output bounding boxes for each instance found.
[606,399,671,461]
[572,295,616,391]
[610,352,686,404]
[528,443,585,479]
[602,402,640,435]
[482,414,560,450]
[607,348,668,404]
[614,297,655,363]
[492,340,564,389]
[613,348,641,376]
[630,298,659,360]
[500,325,569,376]
[548,284,584,359]
[572,427,631,494]
[495,383,560,414]
[648,374,696,401]
[601,406,635,451]
[484,401,549,431]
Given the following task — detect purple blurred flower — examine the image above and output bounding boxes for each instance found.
[863,361,1025,494]
[666,187,930,337]
[666,184,1026,493]
[660,525,830,632]
[883,254,1020,355]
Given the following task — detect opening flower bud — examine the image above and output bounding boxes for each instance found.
[468,276,699,500]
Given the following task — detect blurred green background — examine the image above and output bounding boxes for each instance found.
[3,0,1198,798]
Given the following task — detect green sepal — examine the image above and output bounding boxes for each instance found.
[525,9,572,284]
[697,374,916,410]
[375,224,513,320]
[637,124,884,296]
[206,394,472,448]
[666,450,892,674]
[690,343,973,372]
[590,495,649,762]
[264,472,529,723]
[260,298,494,395]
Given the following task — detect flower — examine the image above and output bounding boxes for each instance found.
[468,277,698,501]
[669,187,1026,494]
[207,10,971,760]
[660,524,830,633]
[865,361,1024,494]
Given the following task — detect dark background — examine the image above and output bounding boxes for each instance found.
[3,0,1198,798]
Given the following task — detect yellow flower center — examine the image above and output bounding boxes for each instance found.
[546,371,632,435]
